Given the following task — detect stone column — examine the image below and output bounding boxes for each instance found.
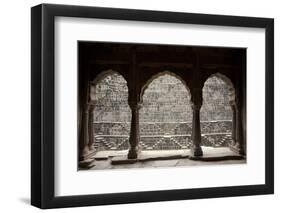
[128,101,141,159]
[79,103,90,161]
[230,102,237,145]
[235,101,245,155]
[88,103,95,151]
[191,102,203,157]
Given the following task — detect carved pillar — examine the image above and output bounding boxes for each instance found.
[88,103,95,151]
[79,103,90,161]
[128,101,141,159]
[235,100,245,155]
[190,87,203,157]
[78,79,95,168]
[230,102,237,145]
[191,102,203,156]
[79,103,96,162]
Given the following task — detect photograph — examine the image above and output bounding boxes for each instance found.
[78,42,247,170]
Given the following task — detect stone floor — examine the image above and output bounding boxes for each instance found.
[80,147,246,170]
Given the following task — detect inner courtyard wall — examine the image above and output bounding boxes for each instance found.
[93,73,233,151]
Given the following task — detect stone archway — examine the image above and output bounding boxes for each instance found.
[200,73,235,148]
[89,70,131,152]
[139,71,192,151]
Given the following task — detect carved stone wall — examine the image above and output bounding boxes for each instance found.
[93,73,131,122]
[140,74,192,122]
[93,73,233,151]
[201,76,232,121]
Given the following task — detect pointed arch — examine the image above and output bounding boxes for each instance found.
[203,73,235,103]
[201,72,235,147]
[89,69,129,103]
[140,71,192,104]
[139,71,193,150]
[90,70,131,151]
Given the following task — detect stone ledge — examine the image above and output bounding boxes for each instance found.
[92,147,245,166]
[111,154,244,165]
[79,159,95,169]
[111,154,190,165]
[111,157,137,165]
[189,155,245,161]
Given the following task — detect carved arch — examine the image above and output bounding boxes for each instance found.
[89,69,129,103]
[140,70,192,104]
[202,72,236,104]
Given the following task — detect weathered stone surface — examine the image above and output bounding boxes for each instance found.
[140,75,192,122]
[201,76,232,121]
[92,74,233,151]
[94,74,131,122]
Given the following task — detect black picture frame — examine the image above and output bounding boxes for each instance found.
[31,3,274,209]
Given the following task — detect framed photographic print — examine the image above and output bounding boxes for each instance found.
[31,3,274,209]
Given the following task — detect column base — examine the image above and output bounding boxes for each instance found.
[79,158,95,169]
[191,146,203,157]
[127,148,138,159]
[88,144,95,151]
[79,147,95,162]
[237,146,245,156]
[79,147,95,169]
[229,142,245,156]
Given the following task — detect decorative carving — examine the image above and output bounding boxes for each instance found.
[81,68,245,160]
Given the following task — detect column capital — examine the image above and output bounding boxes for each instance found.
[128,101,142,110]
[229,99,235,106]
[229,100,236,110]
[235,99,241,108]
[191,102,202,110]
[84,101,96,112]
[191,87,203,108]
[88,101,96,110]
